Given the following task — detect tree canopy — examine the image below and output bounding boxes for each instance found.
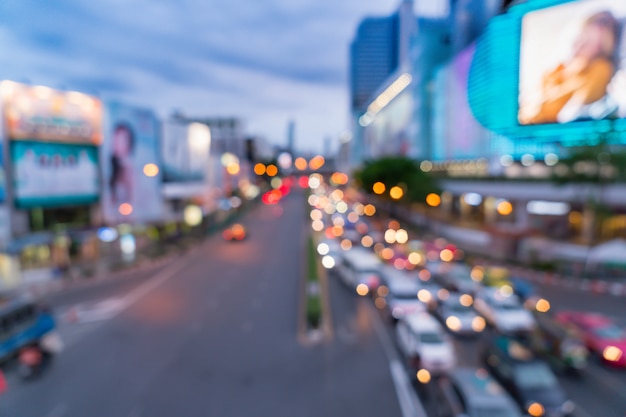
[352,156,440,204]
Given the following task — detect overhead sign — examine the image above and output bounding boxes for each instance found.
[2,81,103,144]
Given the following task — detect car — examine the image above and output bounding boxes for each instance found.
[222,223,246,241]
[555,311,626,368]
[379,266,427,322]
[434,367,523,417]
[474,287,536,334]
[395,312,456,378]
[514,311,588,374]
[482,266,513,288]
[433,292,487,336]
[437,263,482,295]
[482,335,574,417]
[334,246,383,294]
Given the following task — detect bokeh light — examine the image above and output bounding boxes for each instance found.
[364,204,376,216]
[361,236,374,248]
[395,229,408,244]
[340,239,352,250]
[440,249,454,262]
[535,298,551,313]
[119,203,133,216]
[426,193,441,207]
[497,200,513,216]
[254,163,266,175]
[416,369,431,384]
[356,283,369,296]
[294,157,308,171]
[389,186,404,200]
[321,255,336,269]
[384,229,397,244]
[143,163,159,177]
[266,164,278,177]
[380,247,394,260]
[317,243,330,256]
[372,182,386,195]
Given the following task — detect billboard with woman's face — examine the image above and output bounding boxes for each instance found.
[519,0,626,125]
[101,102,163,224]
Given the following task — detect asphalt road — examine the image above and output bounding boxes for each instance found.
[0,190,404,417]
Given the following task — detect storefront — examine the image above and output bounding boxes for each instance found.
[1,81,103,286]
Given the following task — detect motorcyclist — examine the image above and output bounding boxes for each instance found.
[18,345,44,379]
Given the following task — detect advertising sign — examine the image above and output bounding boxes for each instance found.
[2,81,102,144]
[101,102,163,224]
[519,1,626,125]
[12,141,99,208]
[162,121,211,183]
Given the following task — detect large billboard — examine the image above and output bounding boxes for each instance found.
[519,1,626,125]
[11,141,99,208]
[2,81,102,144]
[101,102,163,224]
[162,121,210,183]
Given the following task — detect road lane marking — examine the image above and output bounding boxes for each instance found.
[61,249,201,329]
[367,302,428,417]
[390,359,423,417]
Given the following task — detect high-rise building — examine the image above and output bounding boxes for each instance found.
[286,120,295,154]
[349,16,400,113]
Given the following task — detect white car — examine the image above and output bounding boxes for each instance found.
[474,288,536,334]
[334,246,383,293]
[396,312,456,377]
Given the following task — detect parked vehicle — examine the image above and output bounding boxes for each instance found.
[434,367,523,417]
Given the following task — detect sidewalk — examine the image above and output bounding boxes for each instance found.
[15,201,260,300]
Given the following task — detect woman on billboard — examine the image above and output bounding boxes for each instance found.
[520,11,622,124]
[110,123,135,204]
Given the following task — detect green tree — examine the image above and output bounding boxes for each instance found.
[352,156,440,204]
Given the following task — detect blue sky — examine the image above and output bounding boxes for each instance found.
[0,0,400,153]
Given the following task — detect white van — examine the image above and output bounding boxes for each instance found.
[335,246,383,294]
[396,312,456,377]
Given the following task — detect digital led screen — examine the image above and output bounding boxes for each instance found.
[519,0,626,125]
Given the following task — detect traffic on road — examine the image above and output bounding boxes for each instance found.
[308,174,626,417]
